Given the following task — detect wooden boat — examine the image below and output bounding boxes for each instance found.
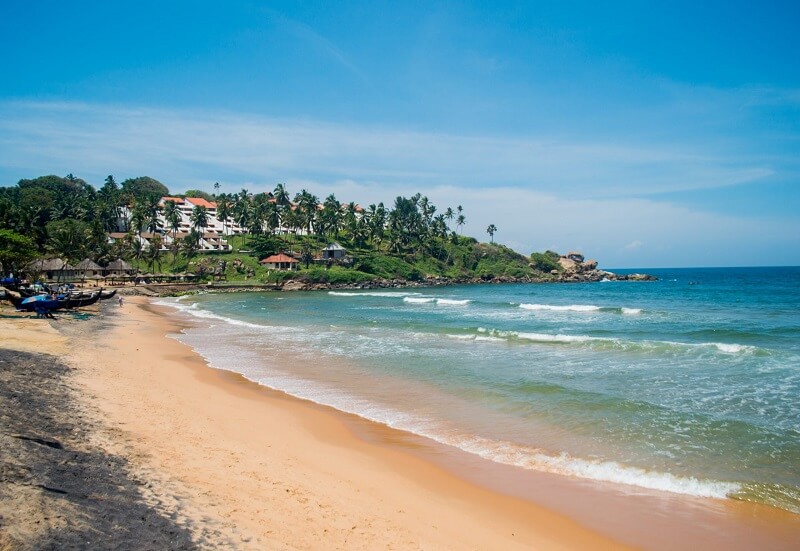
[63,290,102,309]
[9,293,67,313]
[99,289,117,300]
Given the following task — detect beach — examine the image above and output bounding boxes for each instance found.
[1,294,799,549]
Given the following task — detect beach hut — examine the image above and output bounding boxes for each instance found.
[321,242,347,260]
[25,258,76,282]
[260,254,299,271]
[74,258,103,279]
[105,258,134,277]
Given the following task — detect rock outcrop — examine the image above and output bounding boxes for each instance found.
[553,251,656,282]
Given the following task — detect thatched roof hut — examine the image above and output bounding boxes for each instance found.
[24,258,76,281]
[74,258,103,278]
[105,258,134,276]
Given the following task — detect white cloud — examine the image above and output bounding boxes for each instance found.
[0,100,796,267]
[0,101,772,198]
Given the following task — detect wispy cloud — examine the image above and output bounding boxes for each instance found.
[266,11,371,87]
[0,100,773,197]
[0,100,796,267]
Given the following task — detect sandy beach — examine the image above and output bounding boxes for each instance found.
[2,296,799,550]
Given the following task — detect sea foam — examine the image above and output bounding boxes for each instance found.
[329,291,422,298]
[403,296,471,306]
[519,303,601,312]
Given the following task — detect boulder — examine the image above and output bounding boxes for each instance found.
[558,257,578,271]
[627,273,657,281]
[583,259,598,271]
[281,280,307,291]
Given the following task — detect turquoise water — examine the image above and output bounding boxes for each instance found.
[157,267,800,513]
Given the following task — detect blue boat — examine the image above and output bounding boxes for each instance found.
[17,294,66,315]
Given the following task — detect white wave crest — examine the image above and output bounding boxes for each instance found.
[454,436,740,499]
[707,342,756,354]
[516,332,601,344]
[402,296,471,306]
[404,296,436,304]
[153,299,288,332]
[519,303,601,312]
[329,291,421,298]
[436,298,471,306]
[622,308,642,315]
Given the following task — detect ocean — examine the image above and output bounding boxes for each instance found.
[155,266,800,514]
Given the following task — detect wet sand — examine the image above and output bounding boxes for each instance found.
[2,299,799,549]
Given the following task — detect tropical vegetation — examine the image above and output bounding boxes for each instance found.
[0,174,563,283]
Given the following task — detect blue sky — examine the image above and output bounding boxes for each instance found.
[1,1,798,267]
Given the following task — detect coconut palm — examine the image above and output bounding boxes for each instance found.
[233,192,252,246]
[273,183,291,208]
[142,196,163,234]
[216,194,231,235]
[295,189,319,234]
[486,224,497,244]
[147,234,164,273]
[163,200,181,240]
[190,205,209,233]
[181,230,200,263]
[456,214,466,235]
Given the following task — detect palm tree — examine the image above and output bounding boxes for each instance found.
[217,194,232,235]
[148,234,164,273]
[233,192,252,246]
[444,207,454,226]
[163,200,181,241]
[263,201,280,236]
[47,219,90,283]
[190,205,209,234]
[250,194,270,235]
[273,183,291,208]
[142,197,163,234]
[129,202,146,237]
[486,224,497,244]
[344,202,359,238]
[181,230,200,263]
[126,231,145,267]
[320,194,342,238]
[456,214,466,235]
[295,189,319,235]
[283,207,302,241]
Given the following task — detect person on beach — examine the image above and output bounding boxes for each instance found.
[118,296,124,307]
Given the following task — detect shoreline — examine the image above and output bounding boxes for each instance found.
[2,298,799,549]
[143,297,800,550]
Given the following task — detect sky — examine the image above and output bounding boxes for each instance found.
[1,0,798,268]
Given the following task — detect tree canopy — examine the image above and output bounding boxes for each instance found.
[121,176,169,202]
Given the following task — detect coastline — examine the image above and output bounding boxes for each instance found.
[2,298,799,549]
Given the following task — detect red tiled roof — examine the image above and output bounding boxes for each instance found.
[161,196,184,204]
[260,254,298,264]
[185,197,217,209]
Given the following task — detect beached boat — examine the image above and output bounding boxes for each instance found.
[63,290,102,309]
[12,294,67,314]
[99,289,117,300]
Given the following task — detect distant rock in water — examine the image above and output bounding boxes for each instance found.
[554,251,656,282]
